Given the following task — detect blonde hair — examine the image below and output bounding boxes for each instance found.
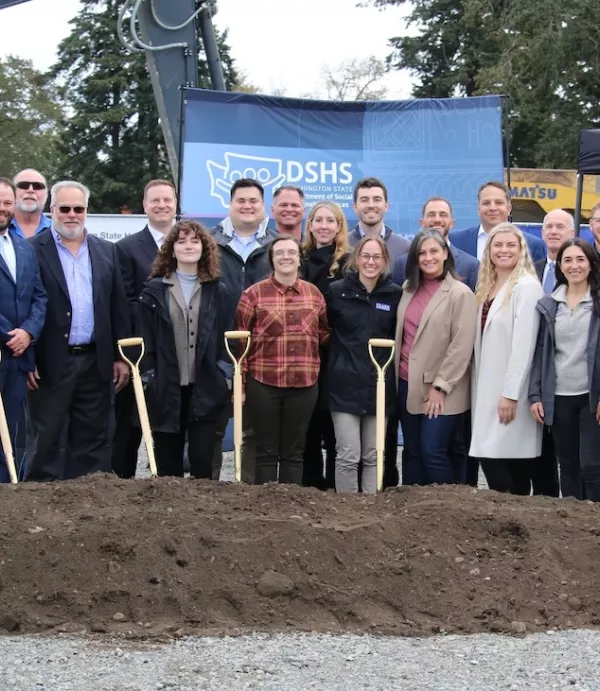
[475,223,536,306]
[303,201,349,278]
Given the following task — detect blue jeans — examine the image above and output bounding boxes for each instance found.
[398,379,459,485]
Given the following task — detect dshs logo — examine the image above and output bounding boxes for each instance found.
[207,152,353,209]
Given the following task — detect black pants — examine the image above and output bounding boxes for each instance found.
[25,351,111,481]
[111,383,142,478]
[529,426,560,497]
[552,394,600,502]
[303,404,336,489]
[479,457,534,495]
[383,415,400,489]
[246,376,317,485]
[153,385,216,479]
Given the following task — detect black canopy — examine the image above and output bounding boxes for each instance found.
[578,129,600,175]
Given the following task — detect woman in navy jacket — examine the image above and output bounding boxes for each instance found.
[529,238,600,501]
[326,236,401,493]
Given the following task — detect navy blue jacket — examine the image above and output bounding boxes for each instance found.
[392,245,479,292]
[450,225,546,263]
[30,229,130,386]
[325,272,401,416]
[0,231,47,373]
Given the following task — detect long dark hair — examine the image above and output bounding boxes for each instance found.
[404,229,459,292]
[555,238,600,316]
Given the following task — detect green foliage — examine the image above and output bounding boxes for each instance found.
[0,56,63,180]
[370,0,600,168]
[49,0,240,213]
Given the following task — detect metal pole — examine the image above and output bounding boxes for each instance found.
[501,94,513,220]
[574,173,584,236]
[198,6,226,91]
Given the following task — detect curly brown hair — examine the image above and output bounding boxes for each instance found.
[150,220,220,282]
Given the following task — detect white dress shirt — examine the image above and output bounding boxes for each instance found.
[148,224,167,249]
[0,231,17,282]
[476,225,488,261]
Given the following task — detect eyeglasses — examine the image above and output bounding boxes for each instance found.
[16,181,46,191]
[58,205,86,214]
[273,249,299,257]
[358,253,384,262]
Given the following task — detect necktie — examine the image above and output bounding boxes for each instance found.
[0,235,16,282]
[543,261,555,295]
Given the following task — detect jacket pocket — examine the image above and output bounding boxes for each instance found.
[423,371,435,384]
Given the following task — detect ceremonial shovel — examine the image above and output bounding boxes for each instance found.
[368,338,396,492]
[117,337,157,477]
[0,350,18,483]
[224,330,251,483]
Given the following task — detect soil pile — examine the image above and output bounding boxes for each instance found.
[1,475,600,637]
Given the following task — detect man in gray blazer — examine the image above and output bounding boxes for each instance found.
[348,177,411,264]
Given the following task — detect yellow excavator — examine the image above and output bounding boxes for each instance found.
[508,169,599,223]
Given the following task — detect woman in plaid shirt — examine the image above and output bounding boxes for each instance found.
[235,235,330,485]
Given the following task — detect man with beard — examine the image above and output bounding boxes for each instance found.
[9,169,51,239]
[392,197,479,291]
[0,178,47,483]
[25,181,130,481]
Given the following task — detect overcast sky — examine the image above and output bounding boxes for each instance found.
[0,0,413,97]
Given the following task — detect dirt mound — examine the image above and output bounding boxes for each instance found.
[1,475,600,638]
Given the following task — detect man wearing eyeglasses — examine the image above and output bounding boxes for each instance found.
[9,169,51,239]
[589,202,600,254]
[24,180,130,482]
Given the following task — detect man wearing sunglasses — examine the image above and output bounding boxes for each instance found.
[10,169,51,239]
[24,180,130,482]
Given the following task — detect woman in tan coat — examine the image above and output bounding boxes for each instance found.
[395,229,477,485]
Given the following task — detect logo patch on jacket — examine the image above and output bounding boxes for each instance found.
[376,303,391,312]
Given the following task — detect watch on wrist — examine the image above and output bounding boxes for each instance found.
[433,386,444,393]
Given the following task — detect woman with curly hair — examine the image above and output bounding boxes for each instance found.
[138,220,233,478]
[529,238,600,501]
[470,223,543,494]
[301,201,350,489]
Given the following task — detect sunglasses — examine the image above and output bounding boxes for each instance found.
[16,181,46,191]
[58,205,86,214]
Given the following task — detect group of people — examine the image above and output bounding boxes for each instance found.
[2,168,600,504]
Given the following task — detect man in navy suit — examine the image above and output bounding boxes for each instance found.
[0,178,47,483]
[25,180,130,481]
[451,181,546,263]
[392,196,479,486]
[392,197,480,291]
[113,179,176,478]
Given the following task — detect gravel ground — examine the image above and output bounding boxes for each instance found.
[0,630,598,690]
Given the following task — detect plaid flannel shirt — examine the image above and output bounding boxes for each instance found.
[236,275,330,388]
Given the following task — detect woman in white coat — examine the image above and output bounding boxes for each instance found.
[470,223,543,494]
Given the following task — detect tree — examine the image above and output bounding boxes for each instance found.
[316,56,388,101]
[370,0,600,168]
[50,0,240,213]
[0,56,63,179]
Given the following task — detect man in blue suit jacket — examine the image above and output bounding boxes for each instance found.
[392,197,480,291]
[450,181,546,263]
[0,179,47,482]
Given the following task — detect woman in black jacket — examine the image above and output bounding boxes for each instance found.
[301,201,350,489]
[139,220,233,478]
[326,235,402,493]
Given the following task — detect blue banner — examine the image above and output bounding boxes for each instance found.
[181,89,504,234]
